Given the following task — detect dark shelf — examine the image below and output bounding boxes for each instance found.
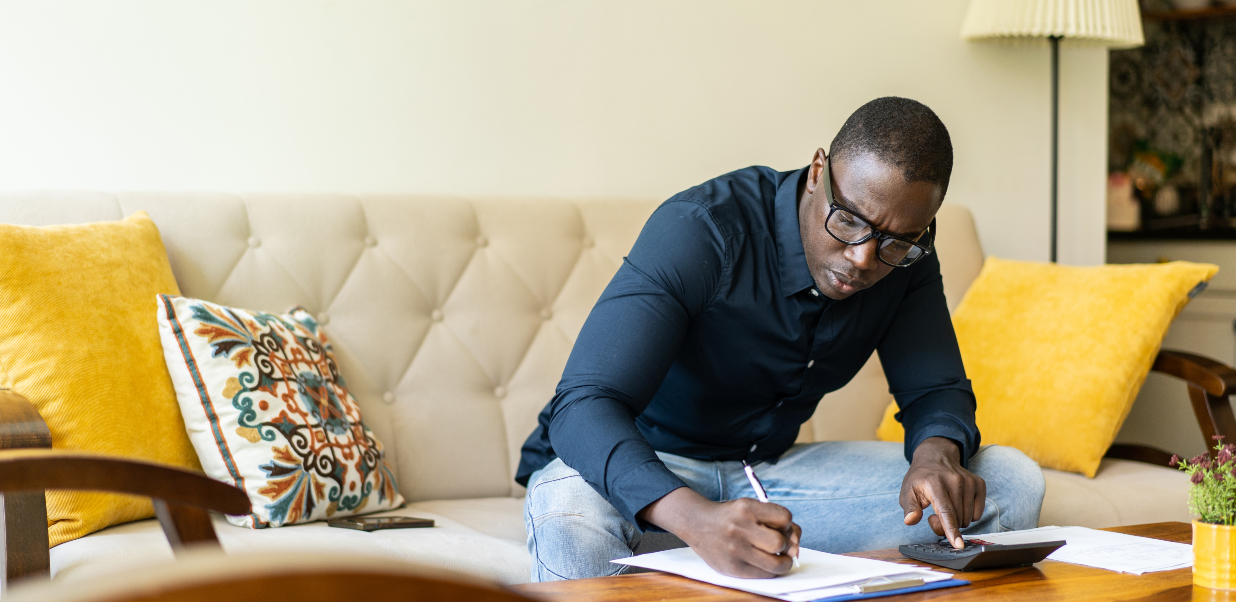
[1109,228,1236,241]
[1142,5,1236,21]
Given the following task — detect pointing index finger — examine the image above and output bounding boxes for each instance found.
[927,483,964,549]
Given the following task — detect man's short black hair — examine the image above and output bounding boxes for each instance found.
[828,97,953,198]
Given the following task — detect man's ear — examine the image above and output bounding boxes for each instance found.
[805,148,828,195]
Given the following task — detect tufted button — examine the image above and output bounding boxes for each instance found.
[364,236,378,247]
[494,386,507,399]
[248,236,261,248]
[540,308,553,320]
[583,236,595,249]
[431,309,444,322]
[382,391,395,404]
[317,313,330,326]
[476,235,488,248]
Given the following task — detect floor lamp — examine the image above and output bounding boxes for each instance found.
[960,0,1144,263]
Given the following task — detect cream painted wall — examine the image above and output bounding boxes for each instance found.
[0,0,1108,265]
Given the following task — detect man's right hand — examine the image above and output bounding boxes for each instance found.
[638,487,801,578]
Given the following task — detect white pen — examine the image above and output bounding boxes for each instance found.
[742,460,799,569]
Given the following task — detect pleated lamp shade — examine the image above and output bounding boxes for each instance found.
[961,0,1144,48]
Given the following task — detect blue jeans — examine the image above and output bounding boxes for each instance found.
[524,441,1045,582]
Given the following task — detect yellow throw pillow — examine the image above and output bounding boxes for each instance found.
[876,257,1217,477]
[0,212,201,546]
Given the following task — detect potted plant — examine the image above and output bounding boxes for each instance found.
[1173,436,1236,589]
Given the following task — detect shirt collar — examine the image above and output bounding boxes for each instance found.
[775,167,817,297]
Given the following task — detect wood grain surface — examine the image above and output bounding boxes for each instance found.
[0,390,52,589]
[513,522,1196,602]
[0,449,250,515]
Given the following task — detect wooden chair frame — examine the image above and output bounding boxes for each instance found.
[0,389,250,590]
[1102,350,1236,467]
[0,348,1230,589]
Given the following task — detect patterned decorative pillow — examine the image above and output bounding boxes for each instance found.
[156,295,403,528]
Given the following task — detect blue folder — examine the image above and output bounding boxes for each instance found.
[811,578,970,601]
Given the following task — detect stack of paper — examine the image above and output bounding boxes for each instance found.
[613,547,957,601]
[969,526,1191,574]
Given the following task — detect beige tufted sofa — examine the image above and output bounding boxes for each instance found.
[0,193,1193,586]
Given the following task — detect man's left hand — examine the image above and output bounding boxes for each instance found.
[899,436,985,549]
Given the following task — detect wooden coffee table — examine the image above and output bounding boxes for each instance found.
[513,522,1197,601]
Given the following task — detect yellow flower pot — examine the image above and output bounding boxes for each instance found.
[1196,520,1236,590]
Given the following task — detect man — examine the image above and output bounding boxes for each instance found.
[516,97,1045,582]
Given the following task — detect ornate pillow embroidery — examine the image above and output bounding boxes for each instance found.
[158,295,403,528]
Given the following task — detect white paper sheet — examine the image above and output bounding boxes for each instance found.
[612,547,950,600]
[968,526,1191,574]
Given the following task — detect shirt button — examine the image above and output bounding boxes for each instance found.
[749,444,758,452]
[811,289,819,297]
[807,360,815,369]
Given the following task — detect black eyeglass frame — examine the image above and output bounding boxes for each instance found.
[820,156,936,268]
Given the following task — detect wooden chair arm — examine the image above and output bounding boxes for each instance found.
[0,390,51,450]
[1102,350,1236,467]
[0,448,250,561]
[0,449,249,516]
[1152,350,1236,398]
[0,391,251,591]
[1149,349,1236,456]
[0,390,52,588]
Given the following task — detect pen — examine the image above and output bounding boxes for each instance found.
[742,460,799,569]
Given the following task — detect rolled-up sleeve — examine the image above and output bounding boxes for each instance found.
[546,200,728,527]
[876,252,981,467]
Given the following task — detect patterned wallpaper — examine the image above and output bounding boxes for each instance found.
[1109,12,1236,187]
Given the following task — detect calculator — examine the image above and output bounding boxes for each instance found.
[898,538,1066,571]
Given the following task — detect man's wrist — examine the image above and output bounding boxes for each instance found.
[912,436,962,464]
[637,486,707,536]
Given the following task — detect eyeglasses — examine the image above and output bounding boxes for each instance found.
[821,156,935,268]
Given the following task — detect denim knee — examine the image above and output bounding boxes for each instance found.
[525,459,638,581]
[971,445,1045,531]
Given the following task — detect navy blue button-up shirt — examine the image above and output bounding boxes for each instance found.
[516,165,980,529]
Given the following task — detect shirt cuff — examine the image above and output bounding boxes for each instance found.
[905,423,977,470]
[606,460,688,532]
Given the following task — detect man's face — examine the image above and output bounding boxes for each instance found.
[798,148,942,300]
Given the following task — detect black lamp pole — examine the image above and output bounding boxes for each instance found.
[1050,35,1060,263]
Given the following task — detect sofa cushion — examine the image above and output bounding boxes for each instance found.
[157,295,404,528]
[877,257,1218,477]
[49,504,532,586]
[0,211,202,547]
[406,497,527,544]
[1039,459,1191,528]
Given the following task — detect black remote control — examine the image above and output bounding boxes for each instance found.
[898,538,1066,571]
